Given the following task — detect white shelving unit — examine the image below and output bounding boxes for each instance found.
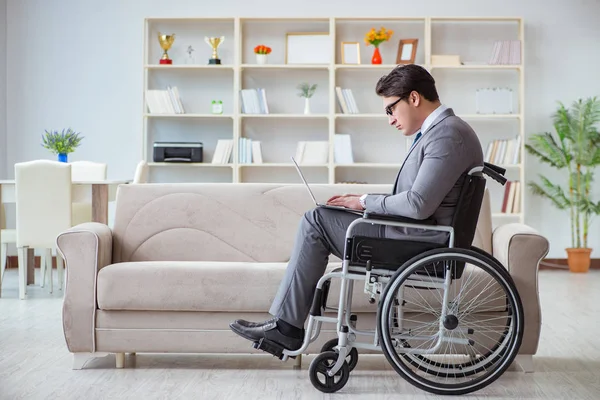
[142,16,525,223]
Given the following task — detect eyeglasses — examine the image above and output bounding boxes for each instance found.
[385,98,402,116]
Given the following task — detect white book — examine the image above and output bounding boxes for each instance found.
[224,140,233,163]
[334,134,354,164]
[252,141,263,163]
[335,87,349,114]
[172,86,185,114]
[212,140,227,164]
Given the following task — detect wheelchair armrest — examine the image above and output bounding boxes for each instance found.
[362,212,437,225]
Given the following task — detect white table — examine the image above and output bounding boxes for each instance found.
[0,179,130,285]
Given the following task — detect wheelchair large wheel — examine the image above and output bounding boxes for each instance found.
[377,248,523,396]
[398,246,515,376]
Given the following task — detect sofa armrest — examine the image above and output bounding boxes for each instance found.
[492,223,549,355]
[56,222,113,353]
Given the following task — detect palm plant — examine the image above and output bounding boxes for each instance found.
[525,97,600,254]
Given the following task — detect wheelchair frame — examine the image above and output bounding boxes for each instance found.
[252,163,521,395]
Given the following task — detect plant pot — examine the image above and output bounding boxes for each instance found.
[256,54,268,65]
[371,47,382,64]
[304,98,311,114]
[566,247,592,273]
[58,153,68,163]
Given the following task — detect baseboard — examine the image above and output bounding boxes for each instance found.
[539,258,600,270]
[5,256,600,270]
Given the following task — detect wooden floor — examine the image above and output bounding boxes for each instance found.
[0,268,599,399]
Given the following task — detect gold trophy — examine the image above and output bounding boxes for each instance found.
[205,36,224,65]
[158,32,176,64]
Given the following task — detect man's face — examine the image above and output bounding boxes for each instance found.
[383,94,420,136]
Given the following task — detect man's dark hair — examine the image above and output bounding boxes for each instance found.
[375,64,439,102]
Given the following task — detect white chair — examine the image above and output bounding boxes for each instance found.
[70,161,107,182]
[70,161,107,226]
[0,205,17,297]
[133,160,149,184]
[15,160,72,299]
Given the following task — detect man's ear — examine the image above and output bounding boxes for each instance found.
[410,91,421,107]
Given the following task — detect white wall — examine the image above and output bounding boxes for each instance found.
[4,0,600,257]
[0,0,6,179]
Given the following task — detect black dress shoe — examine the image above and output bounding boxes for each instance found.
[234,317,277,328]
[229,319,304,351]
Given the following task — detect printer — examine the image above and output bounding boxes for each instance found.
[153,142,203,163]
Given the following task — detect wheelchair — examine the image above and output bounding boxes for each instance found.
[253,162,523,395]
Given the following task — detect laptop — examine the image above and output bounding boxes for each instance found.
[291,157,364,216]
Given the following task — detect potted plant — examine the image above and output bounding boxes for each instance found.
[525,96,600,272]
[254,45,272,65]
[364,26,393,64]
[297,83,317,114]
[41,128,84,163]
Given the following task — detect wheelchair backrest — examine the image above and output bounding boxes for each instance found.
[450,172,487,249]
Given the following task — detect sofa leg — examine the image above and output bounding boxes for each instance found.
[72,352,110,370]
[116,352,125,369]
[293,354,302,370]
[515,354,534,373]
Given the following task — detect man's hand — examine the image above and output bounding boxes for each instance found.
[326,194,363,210]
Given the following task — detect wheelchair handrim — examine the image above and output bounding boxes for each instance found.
[378,249,523,394]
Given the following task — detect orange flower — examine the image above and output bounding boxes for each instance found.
[364,27,393,47]
[254,45,272,54]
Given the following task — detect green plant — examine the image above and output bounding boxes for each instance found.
[525,96,600,248]
[41,128,84,155]
[297,83,317,98]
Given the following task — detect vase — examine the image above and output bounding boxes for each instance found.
[371,47,382,64]
[58,153,68,163]
[304,98,311,114]
[566,247,592,273]
[256,54,268,65]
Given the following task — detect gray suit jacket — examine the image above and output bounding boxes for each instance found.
[363,107,484,243]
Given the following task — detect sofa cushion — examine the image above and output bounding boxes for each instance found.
[110,183,392,264]
[96,260,504,313]
[97,261,385,313]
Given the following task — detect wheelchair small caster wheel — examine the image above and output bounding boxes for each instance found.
[321,338,359,372]
[309,351,350,393]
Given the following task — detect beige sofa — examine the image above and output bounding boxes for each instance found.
[56,183,549,371]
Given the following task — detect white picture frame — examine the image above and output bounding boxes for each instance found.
[341,42,360,64]
[285,32,331,64]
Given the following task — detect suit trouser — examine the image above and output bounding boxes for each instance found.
[269,207,385,328]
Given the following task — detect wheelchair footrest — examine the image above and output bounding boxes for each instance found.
[252,338,295,360]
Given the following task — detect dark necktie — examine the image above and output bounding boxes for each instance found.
[411,131,422,148]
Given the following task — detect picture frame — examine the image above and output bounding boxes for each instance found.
[396,39,418,64]
[285,32,331,64]
[341,42,360,64]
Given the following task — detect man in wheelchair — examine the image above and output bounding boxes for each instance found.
[230,64,522,395]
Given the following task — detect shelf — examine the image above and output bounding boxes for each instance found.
[335,64,412,70]
[335,163,403,168]
[241,64,329,70]
[241,114,329,119]
[148,163,234,168]
[430,64,521,70]
[239,163,328,168]
[334,113,521,119]
[142,16,525,225]
[460,114,521,119]
[430,16,521,22]
[144,113,233,118]
[145,64,235,70]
